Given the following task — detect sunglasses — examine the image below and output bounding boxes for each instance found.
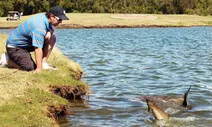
[55,16,62,22]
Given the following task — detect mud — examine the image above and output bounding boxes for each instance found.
[47,83,88,123]
[46,85,88,124]
[49,85,87,100]
[47,105,73,120]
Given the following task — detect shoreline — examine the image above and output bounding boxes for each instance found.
[1,24,212,29]
[57,24,212,29]
[0,34,90,126]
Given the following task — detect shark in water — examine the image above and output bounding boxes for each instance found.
[146,99,169,120]
[139,86,192,120]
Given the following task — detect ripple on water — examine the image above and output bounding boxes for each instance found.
[53,27,212,127]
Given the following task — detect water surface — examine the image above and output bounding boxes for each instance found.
[55,27,212,127]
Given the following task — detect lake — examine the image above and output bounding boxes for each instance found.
[1,27,212,127]
[55,27,212,127]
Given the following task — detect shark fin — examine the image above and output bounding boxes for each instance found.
[183,85,191,107]
[147,102,151,112]
[146,99,169,120]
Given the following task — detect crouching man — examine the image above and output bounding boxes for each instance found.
[6,6,69,73]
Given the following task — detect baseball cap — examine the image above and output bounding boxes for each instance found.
[49,6,69,20]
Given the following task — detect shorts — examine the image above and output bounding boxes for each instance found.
[6,47,36,71]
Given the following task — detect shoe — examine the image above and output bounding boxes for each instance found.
[42,62,58,70]
[0,53,9,67]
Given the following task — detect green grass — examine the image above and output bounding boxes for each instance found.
[0,34,89,126]
[1,13,212,28]
[65,13,212,26]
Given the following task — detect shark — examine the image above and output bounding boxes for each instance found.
[146,99,169,120]
[138,86,192,110]
[143,86,192,120]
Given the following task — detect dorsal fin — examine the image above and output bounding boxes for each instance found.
[146,99,169,120]
[183,85,191,107]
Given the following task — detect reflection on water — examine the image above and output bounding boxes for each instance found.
[0,29,13,34]
[55,27,212,127]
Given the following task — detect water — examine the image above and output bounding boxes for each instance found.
[55,27,212,127]
[1,27,212,126]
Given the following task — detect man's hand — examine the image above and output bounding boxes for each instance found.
[35,68,42,73]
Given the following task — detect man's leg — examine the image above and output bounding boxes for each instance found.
[6,47,36,71]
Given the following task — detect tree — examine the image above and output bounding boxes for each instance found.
[0,0,211,16]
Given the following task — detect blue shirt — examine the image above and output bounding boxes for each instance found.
[6,14,52,49]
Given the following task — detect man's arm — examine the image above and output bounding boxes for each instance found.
[34,47,43,72]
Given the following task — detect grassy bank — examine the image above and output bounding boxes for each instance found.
[63,13,212,27]
[0,34,89,126]
[0,13,212,28]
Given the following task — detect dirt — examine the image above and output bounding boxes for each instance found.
[47,84,88,122]
[49,85,87,100]
[47,105,73,120]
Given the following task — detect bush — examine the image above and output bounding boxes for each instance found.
[0,8,4,17]
[186,9,195,15]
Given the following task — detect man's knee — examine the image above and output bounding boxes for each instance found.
[21,62,35,71]
[45,32,56,41]
[45,33,56,46]
[22,66,34,71]
[45,31,52,41]
[50,34,56,44]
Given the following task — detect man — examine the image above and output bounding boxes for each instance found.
[5,6,69,72]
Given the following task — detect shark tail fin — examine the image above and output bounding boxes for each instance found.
[183,85,191,107]
[146,99,169,120]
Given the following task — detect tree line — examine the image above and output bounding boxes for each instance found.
[0,0,212,16]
